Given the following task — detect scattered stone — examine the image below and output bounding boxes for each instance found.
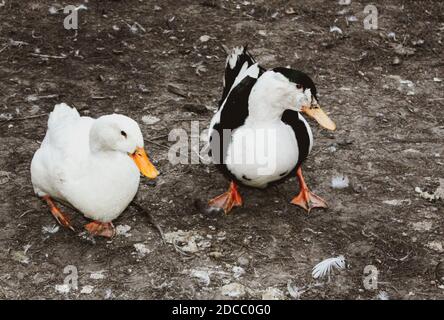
[141,115,160,125]
[133,243,151,257]
[209,251,223,259]
[90,270,106,280]
[390,43,416,56]
[411,221,433,232]
[81,285,94,294]
[232,266,245,279]
[285,7,296,15]
[55,284,71,294]
[237,256,249,266]
[183,103,208,114]
[262,287,285,300]
[116,224,132,237]
[392,56,401,65]
[383,199,411,206]
[199,35,211,42]
[164,230,203,253]
[220,283,246,298]
[415,179,444,201]
[167,84,188,98]
[426,241,443,253]
[0,171,12,185]
[138,84,149,93]
[190,270,210,286]
[436,261,444,284]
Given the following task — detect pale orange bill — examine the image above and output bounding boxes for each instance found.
[301,104,336,131]
[130,147,159,179]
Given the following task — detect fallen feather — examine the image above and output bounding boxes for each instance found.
[42,225,60,234]
[331,175,349,189]
[377,291,389,300]
[287,281,303,299]
[312,255,346,279]
[330,26,343,34]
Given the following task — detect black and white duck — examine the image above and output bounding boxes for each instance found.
[207,46,336,214]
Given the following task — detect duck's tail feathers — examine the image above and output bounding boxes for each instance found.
[48,103,80,129]
[219,45,256,106]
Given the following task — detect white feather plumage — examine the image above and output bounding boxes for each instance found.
[312,255,346,279]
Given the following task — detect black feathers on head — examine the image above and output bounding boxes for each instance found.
[273,67,318,100]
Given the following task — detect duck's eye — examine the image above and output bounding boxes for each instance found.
[296,84,302,89]
[121,131,127,138]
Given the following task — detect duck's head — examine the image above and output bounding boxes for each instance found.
[255,68,336,131]
[90,114,159,179]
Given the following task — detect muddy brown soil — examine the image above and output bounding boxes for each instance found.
[0,0,443,299]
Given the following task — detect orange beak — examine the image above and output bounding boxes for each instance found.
[301,103,336,131]
[130,147,158,179]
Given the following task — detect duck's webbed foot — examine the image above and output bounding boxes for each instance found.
[42,195,75,231]
[290,167,328,213]
[208,181,243,214]
[85,221,115,238]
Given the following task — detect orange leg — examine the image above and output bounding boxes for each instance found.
[42,195,75,231]
[208,181,243,214]
[85,221,116,238]
[291,167,328,213]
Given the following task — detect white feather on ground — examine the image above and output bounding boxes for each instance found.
[331,174,349,189]
[312,255,346,279]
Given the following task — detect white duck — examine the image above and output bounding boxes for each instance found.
[30,103,158,238]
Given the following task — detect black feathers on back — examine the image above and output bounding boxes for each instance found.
[219,47,256,108]
[211,75,258,165]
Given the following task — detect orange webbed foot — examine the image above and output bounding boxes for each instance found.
[85,221,116,238]
[290,167,328,213]
[208,181,243,214]
[42,196,75,231]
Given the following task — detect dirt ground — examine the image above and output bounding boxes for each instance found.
[0,0,443,300]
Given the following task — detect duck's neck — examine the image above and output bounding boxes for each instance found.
[247,91,285,123]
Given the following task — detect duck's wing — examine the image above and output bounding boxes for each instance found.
[42,103,92,158]
[219,46,264,108]
[31,103,93,198]
[209,63,263,164]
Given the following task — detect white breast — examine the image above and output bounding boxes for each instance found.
[225,120,299,188]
